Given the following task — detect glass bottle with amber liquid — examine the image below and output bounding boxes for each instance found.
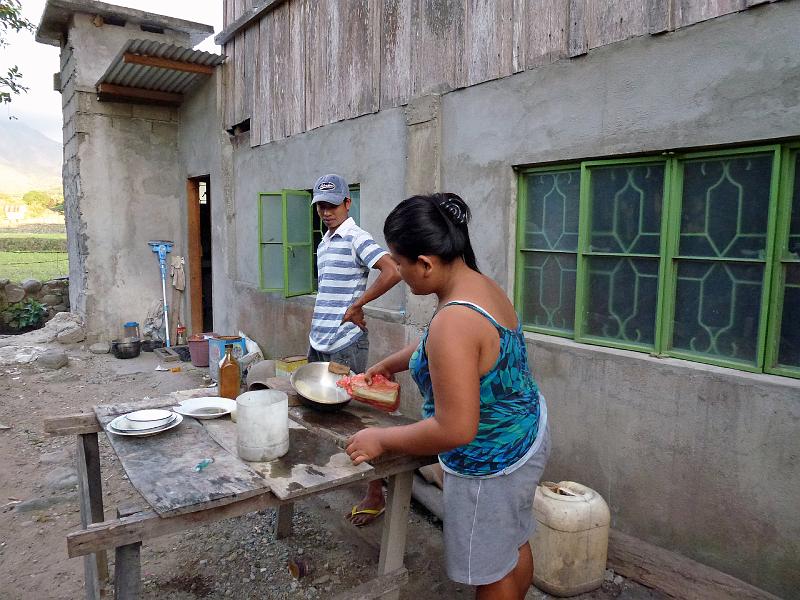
[219,345,241,399]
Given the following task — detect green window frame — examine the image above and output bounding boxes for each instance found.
[258,189,314,297]
[516,143,800,379]
[766,143,800,377]
[260,185,362,297]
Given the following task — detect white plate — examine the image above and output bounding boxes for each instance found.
[126,409,173,423]
[111,413,178,432]
[107,414,183,437]
[173,397,236,419]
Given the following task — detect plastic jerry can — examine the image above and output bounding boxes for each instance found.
[530,481,611,597]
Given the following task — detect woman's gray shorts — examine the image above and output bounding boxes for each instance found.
[442,424,551,586]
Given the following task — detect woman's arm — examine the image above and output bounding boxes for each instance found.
[346,309,482,464]
[364,341,418,381]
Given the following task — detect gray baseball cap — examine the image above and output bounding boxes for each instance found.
[312,173,349,205]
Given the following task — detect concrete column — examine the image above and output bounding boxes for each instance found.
[402,95,442,330]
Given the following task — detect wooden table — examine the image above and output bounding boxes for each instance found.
[45,389,433,600]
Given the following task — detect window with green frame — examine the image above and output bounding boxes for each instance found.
[259,185,361,297]
[515,143,800,378]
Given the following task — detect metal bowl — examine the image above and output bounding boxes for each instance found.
[290,362,353,411]
[121,409,174,429]
[111,338,141,359]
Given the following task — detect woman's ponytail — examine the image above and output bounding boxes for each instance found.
[384,193,481,273]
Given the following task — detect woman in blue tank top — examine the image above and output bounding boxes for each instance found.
[346,193,550,599]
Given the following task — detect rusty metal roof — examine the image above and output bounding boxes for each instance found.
[96,39,225,102]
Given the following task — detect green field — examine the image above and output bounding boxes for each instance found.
[0,233,67,239]
[0,251,69,282]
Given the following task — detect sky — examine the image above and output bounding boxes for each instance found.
[3,1,223,142]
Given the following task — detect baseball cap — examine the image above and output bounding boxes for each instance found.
[312,174,349,205]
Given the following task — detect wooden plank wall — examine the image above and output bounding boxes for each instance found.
[304,0,378,130]
[253,0,306,145]
[221,0,778,140]
[523,0,570,68]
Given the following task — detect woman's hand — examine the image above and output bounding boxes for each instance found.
[346,428,386,465]
[364,362,395,384]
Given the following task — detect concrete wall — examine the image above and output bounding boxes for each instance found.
[529,335,800,598]
[177,73,228,336]
[61,15,191,340]
[179,2,800,596]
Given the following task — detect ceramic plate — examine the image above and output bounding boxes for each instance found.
[107,413,183,437]
[125,409,173,423]
[173,397,236,419]
[109,413,178,432]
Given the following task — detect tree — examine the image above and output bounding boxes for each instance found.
[22,190,56,216]
[0,1,34,107]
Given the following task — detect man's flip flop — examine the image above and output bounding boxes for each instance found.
[349,505,385,526]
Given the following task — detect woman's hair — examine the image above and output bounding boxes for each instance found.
[383,193,480,272]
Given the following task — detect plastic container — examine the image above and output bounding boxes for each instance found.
[288,557,312,579]
[276,355,308,378]
[123,321,140,339]
[236,390,289,462]
[530,481,610,597]
[219,346,241,399]
[188,335,210,366]
[208,336,247,381]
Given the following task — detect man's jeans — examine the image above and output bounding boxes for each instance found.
[307,331,369,374]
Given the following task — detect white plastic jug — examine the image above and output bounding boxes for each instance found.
[236,390,289,461]
[530,481,611,597]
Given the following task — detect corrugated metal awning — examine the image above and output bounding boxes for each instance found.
[95,39,225,105]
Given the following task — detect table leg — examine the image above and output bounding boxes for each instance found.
[76,433,108,600]
[114,542,142,599]
[276,503,294,539]
[378,470,414,600]
[114,506,143,599]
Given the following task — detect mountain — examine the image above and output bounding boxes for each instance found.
[0,119,62,197]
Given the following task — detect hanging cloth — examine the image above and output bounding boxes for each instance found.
[170,255,186,291]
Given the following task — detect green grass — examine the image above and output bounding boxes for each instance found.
[0,251,69,282]
[0,233,67,239]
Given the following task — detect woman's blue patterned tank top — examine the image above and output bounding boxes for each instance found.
[409,301,542,477]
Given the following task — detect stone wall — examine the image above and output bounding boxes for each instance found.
[0,277,71,330]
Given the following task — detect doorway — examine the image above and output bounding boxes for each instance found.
[188,176,213,333]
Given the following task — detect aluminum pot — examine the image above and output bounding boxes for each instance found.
[290,362,353,411]
[111,338,141,359]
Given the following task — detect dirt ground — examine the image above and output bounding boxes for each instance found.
[0,342,668,600]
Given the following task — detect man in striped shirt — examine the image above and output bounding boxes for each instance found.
[308,173,401,525]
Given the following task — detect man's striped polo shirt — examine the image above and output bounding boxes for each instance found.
[309,217,387,353]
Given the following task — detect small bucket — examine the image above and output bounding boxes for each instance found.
[188,335,210,367]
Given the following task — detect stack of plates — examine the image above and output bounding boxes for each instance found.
[106,409,183,437]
